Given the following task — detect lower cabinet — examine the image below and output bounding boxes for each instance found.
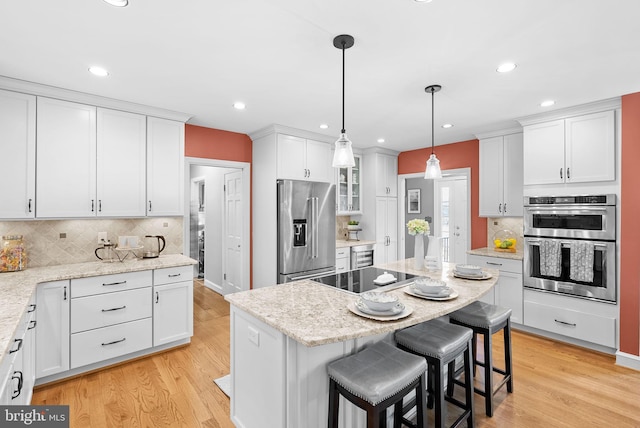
[336,247,350,272]
[153,271,194,346]
[35,280,70,379]
[467,254,523,324]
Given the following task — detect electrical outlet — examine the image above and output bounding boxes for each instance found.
[59,233,66,239]
[248,326,260,346]
[98,231,108,243]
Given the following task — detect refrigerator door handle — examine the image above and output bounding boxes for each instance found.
[309,197,319,259]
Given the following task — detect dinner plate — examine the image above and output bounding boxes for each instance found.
[356,299,405,316]
[404,286,459,301]
[411,286,453,298]
[348,301,413,321]
[452,270,493,280]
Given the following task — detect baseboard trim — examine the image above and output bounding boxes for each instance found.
[615,351,640,371]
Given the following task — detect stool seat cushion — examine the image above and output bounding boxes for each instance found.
[327,340,427,406]
[449,301,512,329]
[395,318,473,361]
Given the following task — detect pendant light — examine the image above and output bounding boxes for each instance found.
[424,84,443,179]
[332,34,356,168]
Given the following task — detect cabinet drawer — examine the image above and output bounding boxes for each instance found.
[467,254,522,274]
[70,318,152,369]
[71,270,152,298]
[336,248,349,259]
[524,301,616,348]
[71,287,152,333]
[154,265,192,286]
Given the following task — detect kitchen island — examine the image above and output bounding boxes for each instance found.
[225,259,498,428]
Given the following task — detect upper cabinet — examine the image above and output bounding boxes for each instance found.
[336,154,362,215]
[373,153,398,197]
[0,89,36,219]
[479,132,523,217]
[276,134,331,182]
[36,97,97,218]
[523,110,615,185]
[147,117,185,216]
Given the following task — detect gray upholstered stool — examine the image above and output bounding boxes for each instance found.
[327,340,428,428]
[395,318,474,428]
[448,301,513,417]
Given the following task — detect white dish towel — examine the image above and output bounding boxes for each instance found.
[570,241,595,283]
[539,240,561,277]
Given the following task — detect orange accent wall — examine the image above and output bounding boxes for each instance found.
[620,92,640,356]
[184,124,253,288]
[185,124,252,163]
[398,139,487,250]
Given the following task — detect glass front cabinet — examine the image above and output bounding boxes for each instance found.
[336,154,362,215]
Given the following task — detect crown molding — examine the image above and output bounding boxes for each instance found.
[517,97,621,127]
[249,124,335,144]
[474,126,523,140]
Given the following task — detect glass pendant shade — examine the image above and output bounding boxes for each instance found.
[424,153,442,179]
[332,133,355,168]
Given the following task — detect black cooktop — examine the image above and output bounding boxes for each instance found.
[310,267,418,294]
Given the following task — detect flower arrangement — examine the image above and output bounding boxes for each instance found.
[406,219,429,235]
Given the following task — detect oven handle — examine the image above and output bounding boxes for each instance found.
[527,207,608,213]
[526,239,609,248]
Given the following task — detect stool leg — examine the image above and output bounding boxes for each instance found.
[446,360,455,397]
[416,372,428,428]
[484,331,494,417]
[328,379,339,428]
[464,339,475,428]
[472,332,478,377]
[368,408,380,428]
[434,359,446,428]
[505,320,514,393]
[426,362,434,409]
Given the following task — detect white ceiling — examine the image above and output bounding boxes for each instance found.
[2,0,640,152]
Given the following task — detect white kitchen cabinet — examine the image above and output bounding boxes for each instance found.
[36,97,97,217]
[153,266,194,346]
[523,110,615,185]
[0,89,36,219]
[35,280,70,379]
[479,132,523,217]
[467,254,523,324]
[373,153,398,197]
[336,154,362,214]
[0,359,13,405]
[147,117,185,216]
[373,197,398,265]
[19,296,37,404]
[276,134,331,182]
[96,108,147,217]
[336,247,350,272]
[0,302,34,405]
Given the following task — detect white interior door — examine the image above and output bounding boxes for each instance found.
[434,176,469,264]
[224,170,243,294]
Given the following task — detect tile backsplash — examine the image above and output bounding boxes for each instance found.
[0,218,183,268]
[487,217,524,251]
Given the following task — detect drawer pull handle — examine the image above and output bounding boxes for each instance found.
[103,281,127,286]
[486,262,503,266]
[101,305,127,313]
[28,304,36,312]
[28,320,37,330]
[554,319,577,327]
[168,273,181,278]
[9,338,23,354]
[11,371,23,399]
[102,338,126,346]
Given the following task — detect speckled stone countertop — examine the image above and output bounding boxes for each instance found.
[336,239,376,248]
[0,254,196,364]
[225,258,498,347]
[467,247,523,260]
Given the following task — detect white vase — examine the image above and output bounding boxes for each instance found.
[414,234,425,270]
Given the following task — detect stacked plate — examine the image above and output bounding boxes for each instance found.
[453,264,491,280]
[355,299,406,316]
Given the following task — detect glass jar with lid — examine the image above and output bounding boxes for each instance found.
[492,229,517,252]
[1,235,27,272]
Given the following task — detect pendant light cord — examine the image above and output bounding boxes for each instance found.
[341,42,346,134]
[431,89,435,155]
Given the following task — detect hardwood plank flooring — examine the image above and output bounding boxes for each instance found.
[33,281,640,427]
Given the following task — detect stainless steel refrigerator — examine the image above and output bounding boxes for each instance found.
[277,179,336,283]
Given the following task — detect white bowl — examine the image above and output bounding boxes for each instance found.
[360,291,399,312]
[413,277,447,294]
[455,264,482,275]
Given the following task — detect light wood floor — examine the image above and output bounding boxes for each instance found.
[33,281,640,427]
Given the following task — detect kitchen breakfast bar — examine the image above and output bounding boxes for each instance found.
[225,259,499,428]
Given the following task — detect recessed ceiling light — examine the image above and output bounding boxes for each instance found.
[414,0,433,3]
[103,0,128,6]
[319,124,329,129]
[233,102,246,110]
[377,138,385,144]
[496,62,517,73]
[88,66,109,77]
[540,100,555,107]
[442,123,453,129]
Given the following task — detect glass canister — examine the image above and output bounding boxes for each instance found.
[492,229,517,252]
[1,235,27,272]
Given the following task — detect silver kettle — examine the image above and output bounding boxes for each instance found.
[142,235,166,258]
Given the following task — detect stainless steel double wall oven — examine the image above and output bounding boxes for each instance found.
[523,195,616,302]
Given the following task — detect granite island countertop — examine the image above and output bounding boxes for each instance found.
[225,258,498,347]
[467,247,524,260]
[0,254,197,364]
[336,239,376,248]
